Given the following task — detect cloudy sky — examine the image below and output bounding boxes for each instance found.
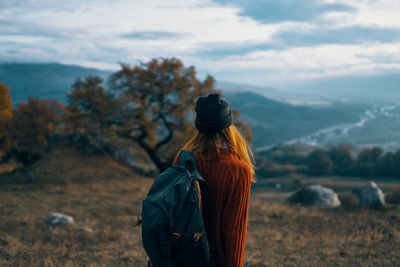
[1,0,400,88]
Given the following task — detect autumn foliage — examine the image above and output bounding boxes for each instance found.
[1,97,64,165]
[0,83,12,121]
[1,58,252,170]
[66,58,250,172]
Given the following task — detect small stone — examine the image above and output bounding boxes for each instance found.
[80,227,93,233]
[45,213,74,225]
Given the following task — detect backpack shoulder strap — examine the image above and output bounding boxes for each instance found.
[177,150,197,169]
[177,150,206,184]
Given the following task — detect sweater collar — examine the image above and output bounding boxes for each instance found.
[194,147,239,161]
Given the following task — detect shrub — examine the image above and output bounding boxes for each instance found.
[338,192,360,209]
[256,159,308,178]
[327,144,355,175]
[385,187,400,204]
[291,176,303,189]
[3,98,64,165]
[306,149,333,175]
[355,147,383,176]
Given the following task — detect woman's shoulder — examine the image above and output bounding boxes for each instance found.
[224,157,250,172]
[218,160,251,195]
[216,151,252,184]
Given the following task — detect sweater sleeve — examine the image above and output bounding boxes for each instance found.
[223,165,252,267]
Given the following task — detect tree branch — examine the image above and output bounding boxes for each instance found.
[154,112,173,152]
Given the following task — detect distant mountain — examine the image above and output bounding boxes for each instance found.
[0,62,376,149]
[280,73,400,103]
[217,81,277,95]
[224,91,366,148]
[0,63,111,106]
[217,81,323,104]
[219,72,400,105]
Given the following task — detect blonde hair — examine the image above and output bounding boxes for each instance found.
[180,125,255,182]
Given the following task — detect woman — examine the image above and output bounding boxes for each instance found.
[177,93,255,267]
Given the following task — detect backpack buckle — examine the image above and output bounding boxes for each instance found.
[193,232,203,242]
[172,232,181,239]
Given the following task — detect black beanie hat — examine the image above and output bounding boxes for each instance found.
[195,93,233,132]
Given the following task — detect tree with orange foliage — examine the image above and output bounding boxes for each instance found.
[0,83,12,121]
[0,83,13,158]
[65,76,117,144]
[67,58,251,172]
[3,97,64,165]
[108,58,216,171]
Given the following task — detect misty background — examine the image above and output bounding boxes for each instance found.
[1,0,400,152]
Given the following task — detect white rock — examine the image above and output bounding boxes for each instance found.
[45,213,74,225]
[80,227,93,233]
[288,184,341,207]
[359,181,385,206]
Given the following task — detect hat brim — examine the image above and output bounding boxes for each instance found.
[195,111,233,132]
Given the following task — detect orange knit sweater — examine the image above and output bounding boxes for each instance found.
[178,147,252,267]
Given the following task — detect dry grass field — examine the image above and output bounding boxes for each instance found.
[1,146,399,266]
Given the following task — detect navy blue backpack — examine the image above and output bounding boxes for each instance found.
[141,150,211,267]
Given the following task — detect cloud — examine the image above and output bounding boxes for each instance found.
[122,31,189,40]
[194,42,400,83]
[0,0,285,69]
[0,19,86,39]
[194,43,282,60]
[0,0,98,12]
[0,0,400,86]
[274,26,400,46]
[213,0,355,23]
[323,0,400,28]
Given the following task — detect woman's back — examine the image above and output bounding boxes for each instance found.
[194,147,251,267]
[177,93,254,267]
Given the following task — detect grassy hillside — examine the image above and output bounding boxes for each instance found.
[1,145,399,266]
[0,146,152,266]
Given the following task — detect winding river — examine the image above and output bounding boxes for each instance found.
[256,105,399,152]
